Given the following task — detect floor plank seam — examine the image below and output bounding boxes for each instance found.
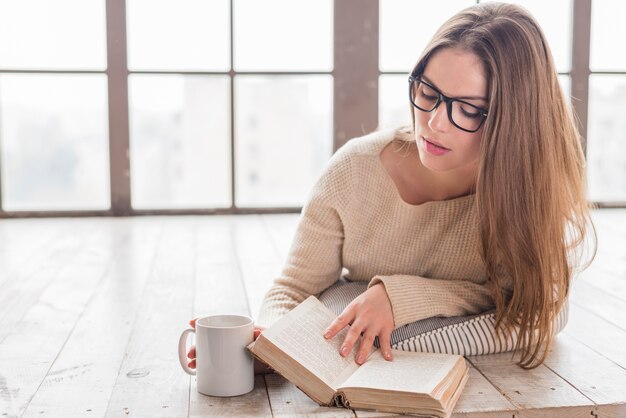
[561,329,626,373]
[541,361,600,410]
[262,375,275,418]
[464,357,521,415]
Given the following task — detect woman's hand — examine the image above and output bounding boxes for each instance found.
[323,282,395,365]
[186,319,273,374]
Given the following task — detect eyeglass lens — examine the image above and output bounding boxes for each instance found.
[411,80,484,132]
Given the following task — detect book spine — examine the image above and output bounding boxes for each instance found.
[332,392,350,409]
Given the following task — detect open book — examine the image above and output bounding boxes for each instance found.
[248,296,469,418]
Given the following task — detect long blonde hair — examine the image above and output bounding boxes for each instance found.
[397,2,596,368]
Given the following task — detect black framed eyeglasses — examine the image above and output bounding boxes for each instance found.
[408,75,488,133]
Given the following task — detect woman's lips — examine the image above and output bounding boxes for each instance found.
[422,137,451,156]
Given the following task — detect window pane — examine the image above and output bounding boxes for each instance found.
[129,75,230,209]
[379,74,411,130]
[0,74,110,210]
[127,0,230,71]
[380,0,475,72]
[0,0,106,70]
[234,0,332,71]
[480,0,572,73]
[587,75,626,202]
[590,0,626,71]
[235,76,332,207]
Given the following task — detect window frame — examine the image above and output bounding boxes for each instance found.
[0,0,622,217]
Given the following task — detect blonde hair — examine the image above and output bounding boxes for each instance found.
[396,2,596,368]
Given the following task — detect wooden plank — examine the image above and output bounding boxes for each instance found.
[564,303,626,369]
[190,375,271,418]
[191,216,249,317]
[103,217,197,418]
[265,373,354,417]
[592,209,626,238]
[0,218,64,288]
[544,333,626,418]
[232,215,283,322]
[570,279,626,331]
[189,216,272,417]
[20,218,162,417]
[0,218,57,250]
[584,248,626,281]
[576,263,626,302]
[574,210,626,290]
[588,218,626,272]
[0,219,127,417]
[260,213,300,261]
[451,365,517,418]
[0,219,99,343]
[467,351,596,418]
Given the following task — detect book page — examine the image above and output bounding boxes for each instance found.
[262,296,361,389]
[339,349,461,395]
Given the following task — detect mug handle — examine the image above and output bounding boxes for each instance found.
[178,328,196,376]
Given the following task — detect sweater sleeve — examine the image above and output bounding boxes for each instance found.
[256,144,354,328]
[368,274,503,328]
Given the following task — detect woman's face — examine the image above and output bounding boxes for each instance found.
[413,47,488,173]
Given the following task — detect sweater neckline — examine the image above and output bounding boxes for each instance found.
[372,133,476,209]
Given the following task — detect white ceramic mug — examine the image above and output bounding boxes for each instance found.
[178,314,255,397]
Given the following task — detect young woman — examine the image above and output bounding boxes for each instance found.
[188,2,595,371]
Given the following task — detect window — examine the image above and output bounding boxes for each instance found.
[0,0,623,215]
[587,0,626,202]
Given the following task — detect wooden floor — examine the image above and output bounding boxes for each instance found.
[0,210,625,418]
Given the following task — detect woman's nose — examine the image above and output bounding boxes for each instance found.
[428,102,451,133]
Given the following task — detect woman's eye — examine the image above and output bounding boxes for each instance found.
[460,106,481,119]
[419,90,438,101]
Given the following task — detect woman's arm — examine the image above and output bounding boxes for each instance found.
[368,274,504,328]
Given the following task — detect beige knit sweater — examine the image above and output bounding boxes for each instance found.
[257,128,512,329]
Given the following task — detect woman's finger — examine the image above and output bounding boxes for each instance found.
[355,332,376,365]
[187,345,196,359]
[324,309,354,340]
[378,330,394,361]
[339,321,362,357]
[188,359,196,369]
[189,318,198,329]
